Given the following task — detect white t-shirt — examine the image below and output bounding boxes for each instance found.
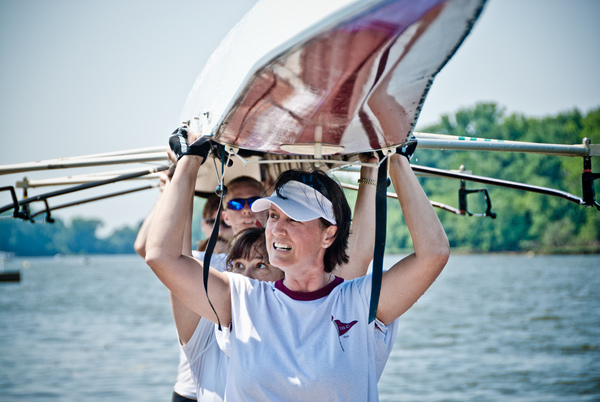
[216,273,398,401]
[173,348,197,399]
[174,251,228,401]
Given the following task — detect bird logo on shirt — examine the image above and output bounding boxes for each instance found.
[331,316,358,351]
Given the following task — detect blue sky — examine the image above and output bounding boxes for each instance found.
[0,0,598,235]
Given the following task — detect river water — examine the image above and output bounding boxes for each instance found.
[0,254,598,401]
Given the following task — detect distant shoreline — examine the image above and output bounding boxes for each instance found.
[3,247,600,258]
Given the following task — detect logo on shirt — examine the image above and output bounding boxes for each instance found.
[331,315,358,351]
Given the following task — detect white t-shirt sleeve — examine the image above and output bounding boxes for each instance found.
[374,317,399,379]
[215,272,252,356]
[182,317,218,361]
[191,250,228,272]
[215,323,233,357]
[182,317,229,402]
[345,274,400,380]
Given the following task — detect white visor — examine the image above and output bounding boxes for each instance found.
[251,181,336,225]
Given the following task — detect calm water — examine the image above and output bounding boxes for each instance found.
[0,254,598,401]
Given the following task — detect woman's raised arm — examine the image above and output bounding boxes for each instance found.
[335,154,378,280]
[145,150,232,326]
[377,153,449,324]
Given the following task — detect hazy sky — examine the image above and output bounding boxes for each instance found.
[1,0,598,235]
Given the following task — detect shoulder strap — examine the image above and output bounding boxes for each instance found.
[368,159,388,323]
[202,151,229,330]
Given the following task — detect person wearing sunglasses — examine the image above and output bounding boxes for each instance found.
[220,176,267,235]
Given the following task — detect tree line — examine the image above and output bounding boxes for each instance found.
[379,103,600,254]
[1,103,598,256]
[0,217,139,256]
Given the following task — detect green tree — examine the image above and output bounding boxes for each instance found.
[412,103,600,253]
[56,218,102,254]
[0,218,65,255]
[0,216,141,256]
[99,223,140,254]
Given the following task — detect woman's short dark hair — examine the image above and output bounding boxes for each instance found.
[273,169,351,272]
[226,227,268,271]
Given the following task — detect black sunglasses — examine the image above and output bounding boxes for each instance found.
[227,197,260,211]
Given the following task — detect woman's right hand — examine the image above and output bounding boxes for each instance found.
[168,125,211,162]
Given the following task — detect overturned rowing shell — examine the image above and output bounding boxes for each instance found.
[180,0,485,158]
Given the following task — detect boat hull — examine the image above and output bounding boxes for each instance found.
[180,0,485,157]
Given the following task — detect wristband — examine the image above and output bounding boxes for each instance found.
[358,178,377,186]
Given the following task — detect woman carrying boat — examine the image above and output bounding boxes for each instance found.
[146,128,449,400]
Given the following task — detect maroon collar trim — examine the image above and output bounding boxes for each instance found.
[274,276,344,301]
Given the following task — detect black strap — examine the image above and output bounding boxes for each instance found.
[368,159,388,323]
[202,151,229,330]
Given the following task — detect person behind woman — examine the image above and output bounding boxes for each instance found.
[225,227,284,282]
[182,226,284,399]
[146,128,447,400]
[181,227,285,401]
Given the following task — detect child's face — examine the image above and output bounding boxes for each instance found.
[230,249,284,282]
